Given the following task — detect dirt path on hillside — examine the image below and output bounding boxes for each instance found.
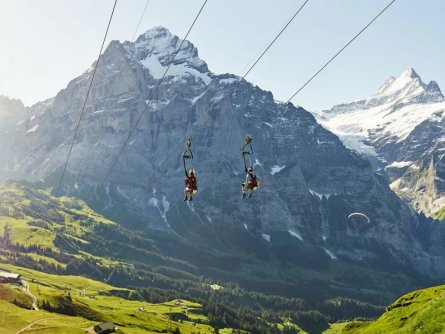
[15,318,62,334]
[21,280,39,311]
[15,318,95,334]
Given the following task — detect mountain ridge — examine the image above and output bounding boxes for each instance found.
[1,27,444,288]
[316,68,445,217]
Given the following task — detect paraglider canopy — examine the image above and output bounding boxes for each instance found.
[347,212,371,234]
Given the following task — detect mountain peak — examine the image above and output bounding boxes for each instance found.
[375,68,424,97]
[136,26,173,43]
[402,67,420,79]
[0,95,25,118]
[426,80,443,97]
[372,68,443,104]
[130,26,209,74]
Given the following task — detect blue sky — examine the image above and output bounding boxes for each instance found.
[0,0,443,111]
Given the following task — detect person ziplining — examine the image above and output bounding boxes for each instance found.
[240,135,261,198]
[182,139,197,201]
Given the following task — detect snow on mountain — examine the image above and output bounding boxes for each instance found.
[2,28,445,279]
[123,26,211,85]
[316,68,445,217]
[316,68,445,159]
[375,68,426,96]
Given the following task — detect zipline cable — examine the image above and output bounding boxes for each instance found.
[171,0,310,179]
[102,0,208,183]
[242,0,310,79]
[286,0,396,103]
[56,0,119,196]
[65,0,396,283]
[57,0,209,281]
[73,0,151,189]
[212,0,310,118]
[132,0,151,42]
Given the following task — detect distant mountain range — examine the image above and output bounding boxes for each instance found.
[1,27,444,315]
[315,68,445,218]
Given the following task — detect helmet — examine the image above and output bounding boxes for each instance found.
[248,167,254,172]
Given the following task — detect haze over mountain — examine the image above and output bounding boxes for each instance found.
[1,27,445,307]
[316,69,445,217]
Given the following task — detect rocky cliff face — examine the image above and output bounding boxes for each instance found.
[316,69,445,217]
[1,28,444,280]
[0,95,25,178]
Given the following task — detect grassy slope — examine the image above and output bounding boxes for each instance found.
[1,181,417,333]
[0,181,194,277]
[0,264,222,334]
[0,182,312,333]
[0,264,308,334]
[324,285,445,334]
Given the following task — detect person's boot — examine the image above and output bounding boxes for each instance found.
[189,196,193,201]
[241,192,246,198]
[183,195,187,201]
[248,192,252,198]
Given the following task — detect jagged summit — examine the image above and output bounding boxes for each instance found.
[375,68,421,96]
[315,68,445,216]
[127,26,209,77]
[0,95,25,118]
[315,68,445,157]
[373,68,443,103]
[2,27,444,283]
[426,80,443,96]
[136,26,171,41]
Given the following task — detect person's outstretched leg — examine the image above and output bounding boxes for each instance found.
[241,183,247,198]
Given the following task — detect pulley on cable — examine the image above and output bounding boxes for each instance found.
[240,135,261,198]
[183,138,197,201]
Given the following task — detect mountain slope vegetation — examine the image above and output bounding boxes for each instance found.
[0,264,233,334]
[1,28,443,282]
[0,181,399,333]
[324,284,445,333]
[1,27,444,333]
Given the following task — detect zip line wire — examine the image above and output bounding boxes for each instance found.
[71,0,152,190]
[84,0,311,281]
[75,0,305,280]
[55,0,209,281]
[132,0,151,42]
[242,0,310,79]
[203,0,310,151]
[286,0,396,103]
[102,0,208,183]
[211,0,310,121]
[56,0,118,196]
[83,0,209,283]
[102,0,309,228]
[55,0,396,283]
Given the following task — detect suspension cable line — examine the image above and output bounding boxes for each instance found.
[210,0,310,123]
[242,0,310,80]
[56,0,119,195]
[132,0,151,42]
[286,0,396,103]
[102,0,208,183]
[79,1,209,283]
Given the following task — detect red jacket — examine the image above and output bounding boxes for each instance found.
[185,176,197,189]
